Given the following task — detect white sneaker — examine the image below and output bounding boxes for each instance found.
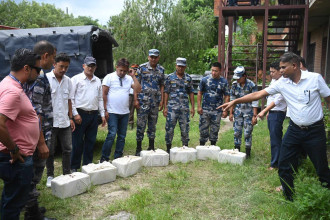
[46,176,53,188]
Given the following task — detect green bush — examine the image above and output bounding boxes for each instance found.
[291,166,330,219]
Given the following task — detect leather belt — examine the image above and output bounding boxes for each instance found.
[77,108,98,114]
[269,110,286,113]
[290,119,323,131]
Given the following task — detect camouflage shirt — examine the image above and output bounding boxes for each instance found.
[230,78,258,115]
[198,75,230,111]
[136,62,165,108]
[24,73,53,141]
[164,72,193,110]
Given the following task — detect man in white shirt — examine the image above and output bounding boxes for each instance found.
[219,52,330,201]
[70,56,106,171]
[46,53,75,187]
[258,61,287,170]
[100,58,141,162]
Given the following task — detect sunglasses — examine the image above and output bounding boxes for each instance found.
[29,65,42,74]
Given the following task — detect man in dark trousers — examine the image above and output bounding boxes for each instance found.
[219,52,330,201]
[24,41,56,220]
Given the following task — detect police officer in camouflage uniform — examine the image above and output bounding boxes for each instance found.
[163,58,195,153]
[134,49,165,156]
[197,62,230,146]
[24,41,56,220]
[229,66,258,158]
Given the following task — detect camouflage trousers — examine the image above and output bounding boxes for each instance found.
[199,110,222,143]
[233,114,254,148]
[26,138,50,208]
[165,108,190,146]
[136,105,159,141]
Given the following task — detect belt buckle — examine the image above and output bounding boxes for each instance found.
[299,125,309,130]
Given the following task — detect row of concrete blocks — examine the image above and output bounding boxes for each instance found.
[51,146,246,199]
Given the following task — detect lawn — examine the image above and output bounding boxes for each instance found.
[2,106,329,219]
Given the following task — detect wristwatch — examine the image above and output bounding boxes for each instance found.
[9,145,19,154]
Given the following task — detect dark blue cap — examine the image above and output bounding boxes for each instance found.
[84,56,96,65]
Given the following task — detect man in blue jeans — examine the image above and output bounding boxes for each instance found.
[100,58,141,162]
[0,49,41,219]
[219,52,330,201]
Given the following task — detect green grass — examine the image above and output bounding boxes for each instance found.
[1,106,329,219]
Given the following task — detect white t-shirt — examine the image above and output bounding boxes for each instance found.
[265,71,330,126]
[102,72,133,114]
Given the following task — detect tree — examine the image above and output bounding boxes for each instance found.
[0,0,101,28]
[108,0,215,74]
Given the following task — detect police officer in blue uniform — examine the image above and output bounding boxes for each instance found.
[163,57,195,153]
[197,62,230,146]
[229,66,258,158]
[135,49,165,156]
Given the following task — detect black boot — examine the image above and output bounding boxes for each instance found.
[147,139,155,151]
[166,144,172,154]
[199,141,205,146]
[210,141,216,145]
[135,141,142,156]
[235,145,240,152]
[25,203,57,220]
[246,148,251,159]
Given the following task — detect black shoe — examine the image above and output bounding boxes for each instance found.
[135,149,141,156]
[136,141,142,156]
[100,157,108,163]
[246,148,251,159]
[199,141,205,146]
[147,139,155,151]
[210,141,216,145]
[166,144,171,154]
[234,145,241,152]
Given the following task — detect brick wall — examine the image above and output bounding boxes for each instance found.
[309,23,328,74]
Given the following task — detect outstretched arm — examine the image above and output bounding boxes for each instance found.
[218,90,269,112]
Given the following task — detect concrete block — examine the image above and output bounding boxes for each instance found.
[196,145,221,160]
[140,149,169,167]
[81,162,117,185]
[170,146,197,163]
[218,149,246,165]
[51,172,91,199]
[112,156,142,178]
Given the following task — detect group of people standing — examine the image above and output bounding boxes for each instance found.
[0,40,329,220]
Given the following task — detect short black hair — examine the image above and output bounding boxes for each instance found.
[116,58,129,68]
[279,52,300,65]
[54,53,70,63]
[10,48,40,72]
[211,62,222,69]
[300,56,307,68]
[270,61,280,71]
[33,40,56,56]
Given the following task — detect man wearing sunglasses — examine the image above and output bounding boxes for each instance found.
[70,56,106,172]
[0,48,41,219]
[24,41,57,220]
